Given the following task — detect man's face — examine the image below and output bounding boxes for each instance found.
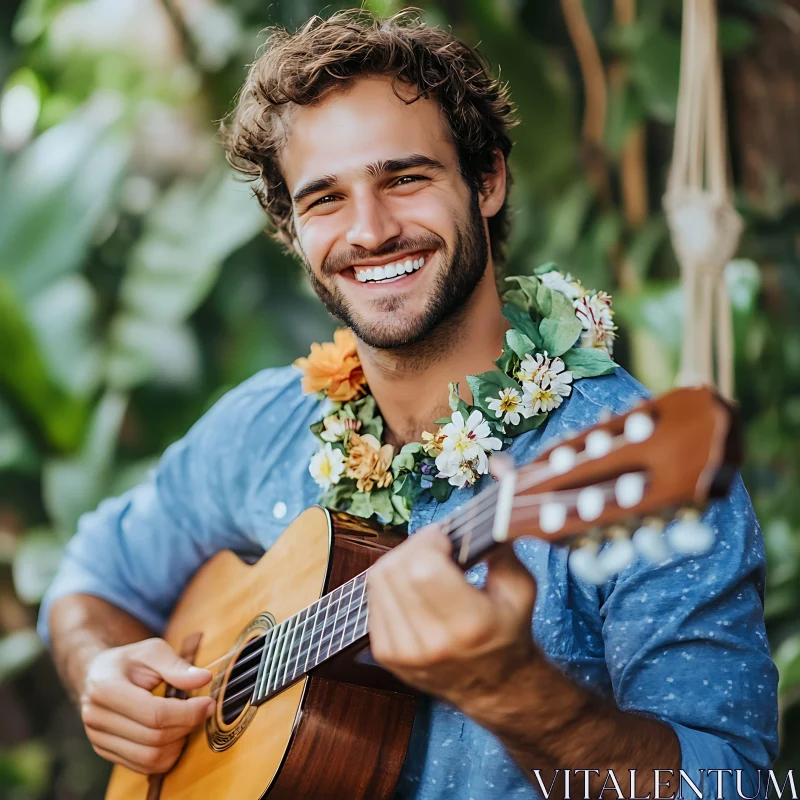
[280,76,501,349]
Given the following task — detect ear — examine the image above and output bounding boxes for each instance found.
[478,150,507,219]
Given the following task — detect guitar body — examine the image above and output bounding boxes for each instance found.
[106,506,417,800]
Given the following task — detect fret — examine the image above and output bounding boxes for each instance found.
[349,573,367,644]
[283,608,308,683]
[267,616,294,695]
[304,595,323,674]
[283,607,306,686]
[289,605,311,683]
[254,624,279,701]
[332,577,358,657]
[326,581,350,659]
[312,586,337,668]
[315,585,343,668]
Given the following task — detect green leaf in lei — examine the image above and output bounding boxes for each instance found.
[369,488,395,524]
[430,477,455,503]
[501,302,542,348]
[562,347,617,378]
[504,329,538,360]
[348,490,373,519]
[537,290,582,355]
[466,370,520,420]
[503,410,548,437]
[391,493,412,523]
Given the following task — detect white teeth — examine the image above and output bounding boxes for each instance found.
[356,255,426,283]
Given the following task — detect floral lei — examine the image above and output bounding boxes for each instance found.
[294,264,618,527]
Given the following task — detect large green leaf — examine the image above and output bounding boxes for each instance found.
[12,529,65,605]
[119,169,266,325]
[0,279,87,450]
[42,391,127,535]
[26,275,103,397]
[0,100,131,299]
[0,630,42,683]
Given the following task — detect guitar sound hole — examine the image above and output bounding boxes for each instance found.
[221,635,266,724]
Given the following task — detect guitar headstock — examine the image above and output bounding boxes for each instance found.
[500,386,740,583]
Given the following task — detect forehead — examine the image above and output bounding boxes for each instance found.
[279,75,456,191]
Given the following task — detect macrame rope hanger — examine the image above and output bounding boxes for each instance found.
[664,0,742,401]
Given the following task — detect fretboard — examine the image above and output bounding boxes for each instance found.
[250,481,501,706]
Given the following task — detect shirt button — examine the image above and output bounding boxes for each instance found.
[272,501,287,520]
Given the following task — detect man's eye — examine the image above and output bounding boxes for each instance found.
[310,195,338,208]
[394,175,425,187]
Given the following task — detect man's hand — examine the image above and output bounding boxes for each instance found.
[80,638,215,775]
[366,522,539,714]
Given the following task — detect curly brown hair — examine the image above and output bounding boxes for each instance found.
[219,8,517,263]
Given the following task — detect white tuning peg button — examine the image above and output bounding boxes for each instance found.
[624,412,655,443]
[632,524,670,563]
[569,543,606,585]
[667,517,715,554]
[548,445,577,475]
[597,538,636,577]
[585,430,613,458]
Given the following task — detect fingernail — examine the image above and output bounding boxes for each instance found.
[187,666,208,676]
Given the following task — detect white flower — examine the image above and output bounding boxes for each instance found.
[434,454,484,489]
[540,270,585,300]
[434,409,502,487]
[309,442,346,490]
[574,291,617,354]
[517,352,574,415]
[487,387,523,425]
[319,414,346,442]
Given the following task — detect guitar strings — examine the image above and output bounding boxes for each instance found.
[203,478,604,695]
[222,479,625,712]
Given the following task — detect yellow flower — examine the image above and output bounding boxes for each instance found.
[345,432,394,493]
[421,429,446,457]
[293,328,367,402]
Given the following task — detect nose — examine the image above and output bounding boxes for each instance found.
[345,188,402,252]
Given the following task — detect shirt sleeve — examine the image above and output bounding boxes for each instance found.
[598,474,779,798]
[36,371,284,647]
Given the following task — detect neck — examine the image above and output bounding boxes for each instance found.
[354,268,510,448]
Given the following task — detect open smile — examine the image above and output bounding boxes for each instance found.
[349,251,432,286]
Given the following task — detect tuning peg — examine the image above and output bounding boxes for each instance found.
[568,541,607,585]
[624,412,655,443]
[585,430,613,458]
[548,445,577,475]
[596,526,636,576]
[667,508,715,554]
[632,519,670,563]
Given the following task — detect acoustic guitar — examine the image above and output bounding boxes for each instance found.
[105,386,739,800]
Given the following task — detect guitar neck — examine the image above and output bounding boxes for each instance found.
[249,491,501,707]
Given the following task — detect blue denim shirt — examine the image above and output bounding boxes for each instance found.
[38,365,779,799]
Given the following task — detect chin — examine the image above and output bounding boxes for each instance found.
[347,310,436,349]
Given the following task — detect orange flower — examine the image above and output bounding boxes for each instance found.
[294,328,367,402]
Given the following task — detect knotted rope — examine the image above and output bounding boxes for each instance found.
[663,0,742,400]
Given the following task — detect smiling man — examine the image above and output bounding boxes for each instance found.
[39,9,777,800]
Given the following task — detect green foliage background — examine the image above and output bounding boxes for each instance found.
[0,0,797,796]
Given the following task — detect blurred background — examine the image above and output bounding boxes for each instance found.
[0,0,798,796]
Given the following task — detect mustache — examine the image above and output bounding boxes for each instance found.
[320,233,446,277]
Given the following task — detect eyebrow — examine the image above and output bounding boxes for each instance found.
[292,154,446,206]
